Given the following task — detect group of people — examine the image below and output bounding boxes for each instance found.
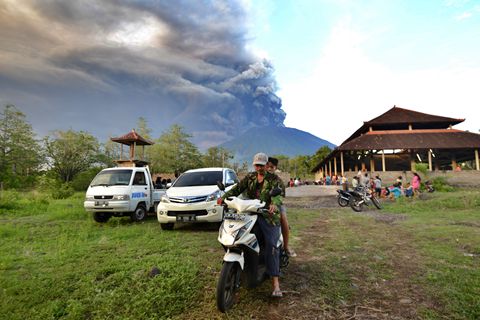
[317,174,348,186]
[154,177,172,189]
[218,152,295,298]
[351,171,423,199]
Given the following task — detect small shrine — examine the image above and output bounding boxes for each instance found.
[110,129,154,167]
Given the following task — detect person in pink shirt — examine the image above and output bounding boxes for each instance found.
[412,172,421,194]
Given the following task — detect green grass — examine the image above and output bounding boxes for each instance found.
[0,189,479,319]
[383,189,480,319]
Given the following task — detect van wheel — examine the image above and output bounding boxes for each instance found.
[131,205,147,222]
[93,212,111,223]
[161,223,174,230]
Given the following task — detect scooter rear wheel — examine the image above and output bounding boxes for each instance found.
[216,262,241,312]
[350,198,363,212]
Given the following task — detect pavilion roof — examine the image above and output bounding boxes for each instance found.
[342,106,465,144]
[111,129,154,146]
[338,129,480,151]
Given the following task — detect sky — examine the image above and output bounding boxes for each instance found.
[253,0,480,145]
[1,0,479,148]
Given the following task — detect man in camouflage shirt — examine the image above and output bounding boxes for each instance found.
[218,152,284,297]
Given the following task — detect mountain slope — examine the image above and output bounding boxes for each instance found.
[219,126,336,164]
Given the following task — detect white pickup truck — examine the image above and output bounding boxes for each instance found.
[84,166,165,223]
[157,167,238,230]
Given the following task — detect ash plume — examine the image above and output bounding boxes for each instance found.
[0,0,285,148]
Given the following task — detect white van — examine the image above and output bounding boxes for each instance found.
[84,166,165,222]
[157,167,238,230]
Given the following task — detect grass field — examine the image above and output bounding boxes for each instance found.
[0,188,479,319]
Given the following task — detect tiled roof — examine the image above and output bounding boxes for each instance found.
[366,106,464,126]
[338,130,480,150]
[342,106,465,144]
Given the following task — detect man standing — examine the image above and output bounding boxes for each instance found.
[218,153,284,297]
[266,157,296,257]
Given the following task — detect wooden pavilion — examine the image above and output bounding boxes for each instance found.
[313,106,480,177]
[110,129,154,167]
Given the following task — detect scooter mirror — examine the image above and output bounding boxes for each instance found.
[217,181,226,191]
[270,187,282,197]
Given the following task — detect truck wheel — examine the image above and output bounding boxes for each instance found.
[131,205,147,222]
[93,212,111,223]
[160,223,174,230]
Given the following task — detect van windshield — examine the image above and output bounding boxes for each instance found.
[90,169,133,187]
[173,171,223,187]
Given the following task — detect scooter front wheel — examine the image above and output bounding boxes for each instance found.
[216,262,241,313]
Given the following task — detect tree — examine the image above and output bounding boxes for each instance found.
[136,117,152,139]
[44,130,99,182]
[149,124,202,174]
[309,146,332,170]
[202,147,233,168]
[0,105,43,188]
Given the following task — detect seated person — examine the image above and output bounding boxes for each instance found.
[404,182,414,197]
[388,183,403,199]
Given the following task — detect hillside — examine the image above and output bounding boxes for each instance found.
[219,126,336,164]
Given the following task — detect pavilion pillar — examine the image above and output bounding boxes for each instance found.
[475,149,480,171]
[354,164,358,172]
[130,142,136,160]
[340,152,344,176]
[361,162,366,172]
[381,150,386,172]
[334,157,337,175]
[329,160,332,176]
[370,158,375,172]
[324,165,327,177]
[428,149,433,171]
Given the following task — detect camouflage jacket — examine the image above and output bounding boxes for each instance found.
[222,171,283,225]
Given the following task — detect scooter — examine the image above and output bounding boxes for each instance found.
[216,193,288,312]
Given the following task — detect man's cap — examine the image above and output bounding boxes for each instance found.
[252,152,268,166]
[268,157,278,167]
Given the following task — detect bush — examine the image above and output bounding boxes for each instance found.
[50,183,75,199]
[431,176,455,192]
[414,163,429,176]
[0,190,21,211]
[37,175,75,199]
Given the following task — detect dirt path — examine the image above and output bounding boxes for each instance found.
[262,197,436,320]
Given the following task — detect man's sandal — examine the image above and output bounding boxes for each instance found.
[272,290,283,298]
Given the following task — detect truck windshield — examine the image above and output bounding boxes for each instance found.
[173,171,223,187]
[90,169,133,187]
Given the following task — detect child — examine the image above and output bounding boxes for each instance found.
[404,182,414,197]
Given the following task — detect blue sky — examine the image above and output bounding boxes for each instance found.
[0,0,479,147]
[249,0,480,144]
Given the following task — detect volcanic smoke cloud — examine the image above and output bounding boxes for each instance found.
[0,0,285,148]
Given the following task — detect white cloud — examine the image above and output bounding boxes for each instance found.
[281,19,480,145]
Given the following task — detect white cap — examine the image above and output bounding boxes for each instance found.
[252,152,268,166]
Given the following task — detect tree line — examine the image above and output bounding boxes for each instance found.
[0,104,331,194]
